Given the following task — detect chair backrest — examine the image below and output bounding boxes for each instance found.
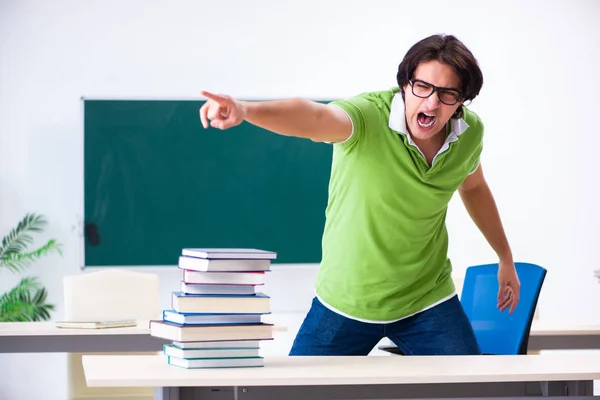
[63,268,160,399]
[64,268,160,321]
[460,262,546,355]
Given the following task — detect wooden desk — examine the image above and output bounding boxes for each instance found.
[82,353,600,399]
[0,319,287,354]
[0,317,597,354]
[528,321,600,351]
[373,319,600,354]
[0,320,168,353]
[269,313,600,352]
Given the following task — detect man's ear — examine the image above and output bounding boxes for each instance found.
[399,86,407,102]
[452,103,465,119]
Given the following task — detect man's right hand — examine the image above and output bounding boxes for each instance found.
[198,92,352,143]
[199,91,246,130]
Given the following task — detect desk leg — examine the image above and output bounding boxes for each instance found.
[540,380,594,396]
[154,387,180,400]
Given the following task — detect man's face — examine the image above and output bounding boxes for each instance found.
[403,60,463,141]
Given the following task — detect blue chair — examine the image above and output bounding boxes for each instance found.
[461,262,546,355]
[379,262,546,355]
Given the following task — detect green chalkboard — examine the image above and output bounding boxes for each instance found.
[83,99,333,266]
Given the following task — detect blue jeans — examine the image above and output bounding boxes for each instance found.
[289,296,481,356]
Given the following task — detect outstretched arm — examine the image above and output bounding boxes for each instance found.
[199,91,352,143]
[459,164,520,313]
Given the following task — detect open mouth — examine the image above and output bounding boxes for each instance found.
[417,112,436,129]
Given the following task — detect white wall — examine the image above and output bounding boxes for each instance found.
[1,0,599,398]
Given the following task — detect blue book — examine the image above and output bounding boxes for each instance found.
[162,309,268,325]
[164,344,260,359]
[167,355,264,369]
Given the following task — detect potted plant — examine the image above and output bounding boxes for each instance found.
[0,214,63,322]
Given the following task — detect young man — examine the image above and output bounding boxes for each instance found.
[199,34,520,356]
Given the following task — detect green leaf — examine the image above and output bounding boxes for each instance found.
[1,239,63,273]
[0,214,63,274]
[0,214,45,254]
[0,214,60,322]
[0,277,55,322]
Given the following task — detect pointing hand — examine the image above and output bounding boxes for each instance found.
[199,91,246,130]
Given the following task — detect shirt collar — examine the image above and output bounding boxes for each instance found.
[388,92,469,140]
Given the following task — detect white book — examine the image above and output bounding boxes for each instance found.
[164,344,260,359]
[171,292,270,314]
[168,356,264,369]
[179,256,271,272]
[181,248,277,260]
[180,281,256,296]
[183,270,266,285]
[150,320,274,342]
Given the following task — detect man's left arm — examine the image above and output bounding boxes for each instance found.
[458,164,520,313]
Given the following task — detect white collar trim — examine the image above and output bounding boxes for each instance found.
[388,92,469,163]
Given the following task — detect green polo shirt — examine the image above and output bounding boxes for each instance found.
[314,87,484,322]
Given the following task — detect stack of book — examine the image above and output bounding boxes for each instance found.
[149,248,277,369]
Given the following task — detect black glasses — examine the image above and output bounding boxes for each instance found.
[409,79,463,106]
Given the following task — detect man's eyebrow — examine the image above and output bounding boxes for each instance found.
[415,78,461,92]
[441,85,461,92]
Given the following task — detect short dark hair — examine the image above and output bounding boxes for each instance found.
[397,34,483,119]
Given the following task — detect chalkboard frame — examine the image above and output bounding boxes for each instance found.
[82,97,335,267]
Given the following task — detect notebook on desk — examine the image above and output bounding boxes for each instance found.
[55,319,137,329]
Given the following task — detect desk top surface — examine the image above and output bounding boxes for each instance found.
[82,353,600,388]
[528,320,600,336]
[0,317,597,337]
[0,320,151,336]
[0,317,288,337]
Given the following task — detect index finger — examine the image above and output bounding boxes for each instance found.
[201,91,230,106]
